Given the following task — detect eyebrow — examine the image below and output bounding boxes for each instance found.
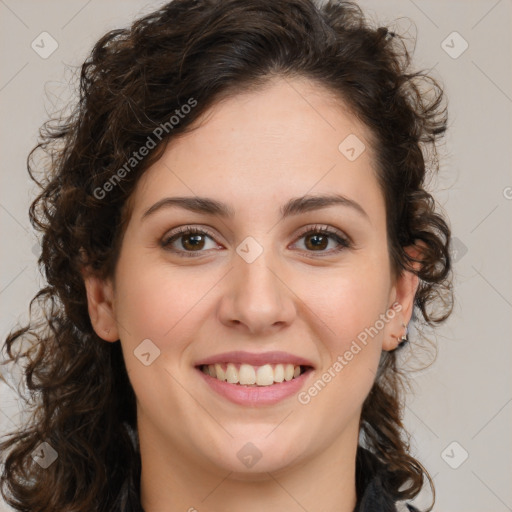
[141,193,370,222]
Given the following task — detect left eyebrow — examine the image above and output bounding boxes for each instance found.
[280,194,370,222]
[141,193,370,223]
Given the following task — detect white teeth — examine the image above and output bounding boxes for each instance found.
[225,363,238,384]
[214,363,226,381]
[201,362,307,386]
[256,364,274,386]
[239,364,256,385]
[284,363,294,381]
[273,364,285,383]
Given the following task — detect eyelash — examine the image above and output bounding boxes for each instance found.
[161,224,352,258]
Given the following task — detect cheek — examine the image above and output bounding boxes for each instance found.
[113,249,209,345]
[302,262,390,345]
[298,261,390,397]
[112,252,209,418]
[289,264,389,455]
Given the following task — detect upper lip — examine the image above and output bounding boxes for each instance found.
[194,351,315,368]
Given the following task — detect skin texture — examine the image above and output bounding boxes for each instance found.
[83,77,418,512]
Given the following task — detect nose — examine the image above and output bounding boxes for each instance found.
[217,247,296,336]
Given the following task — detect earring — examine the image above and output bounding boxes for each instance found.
[397,322,408,347]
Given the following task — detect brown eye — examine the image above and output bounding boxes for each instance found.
[161,227,220,257]
[180,233,207,251]
[304,233,329,251]
[292,225,351,255]
[161,224,351,258]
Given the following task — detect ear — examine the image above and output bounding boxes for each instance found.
[82,268,119,342]
[382,243,423,351]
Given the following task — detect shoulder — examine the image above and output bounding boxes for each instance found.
[397,502,421,512]
[357,472,421,512]
[355,448,423,512]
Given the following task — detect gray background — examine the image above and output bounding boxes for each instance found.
[1,1,511,511]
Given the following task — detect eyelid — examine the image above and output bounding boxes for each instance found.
[161,225,222,250]
[293,223,352,244]
[161,223,352,256]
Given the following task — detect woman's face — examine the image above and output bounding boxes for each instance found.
[85,77,416,477]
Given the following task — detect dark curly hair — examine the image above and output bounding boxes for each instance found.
[0,0,453,510]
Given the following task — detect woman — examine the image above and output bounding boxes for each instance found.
[0,0,452,511]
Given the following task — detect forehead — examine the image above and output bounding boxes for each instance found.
[129,77,384,223]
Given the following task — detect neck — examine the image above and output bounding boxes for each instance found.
[138,420,359,512]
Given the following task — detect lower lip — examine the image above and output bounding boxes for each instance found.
[195,367,313,406]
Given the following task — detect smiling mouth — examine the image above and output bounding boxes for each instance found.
[197,363,313,386]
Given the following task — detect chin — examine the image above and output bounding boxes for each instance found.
[201,435,307,477]
[217,455,299,480]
